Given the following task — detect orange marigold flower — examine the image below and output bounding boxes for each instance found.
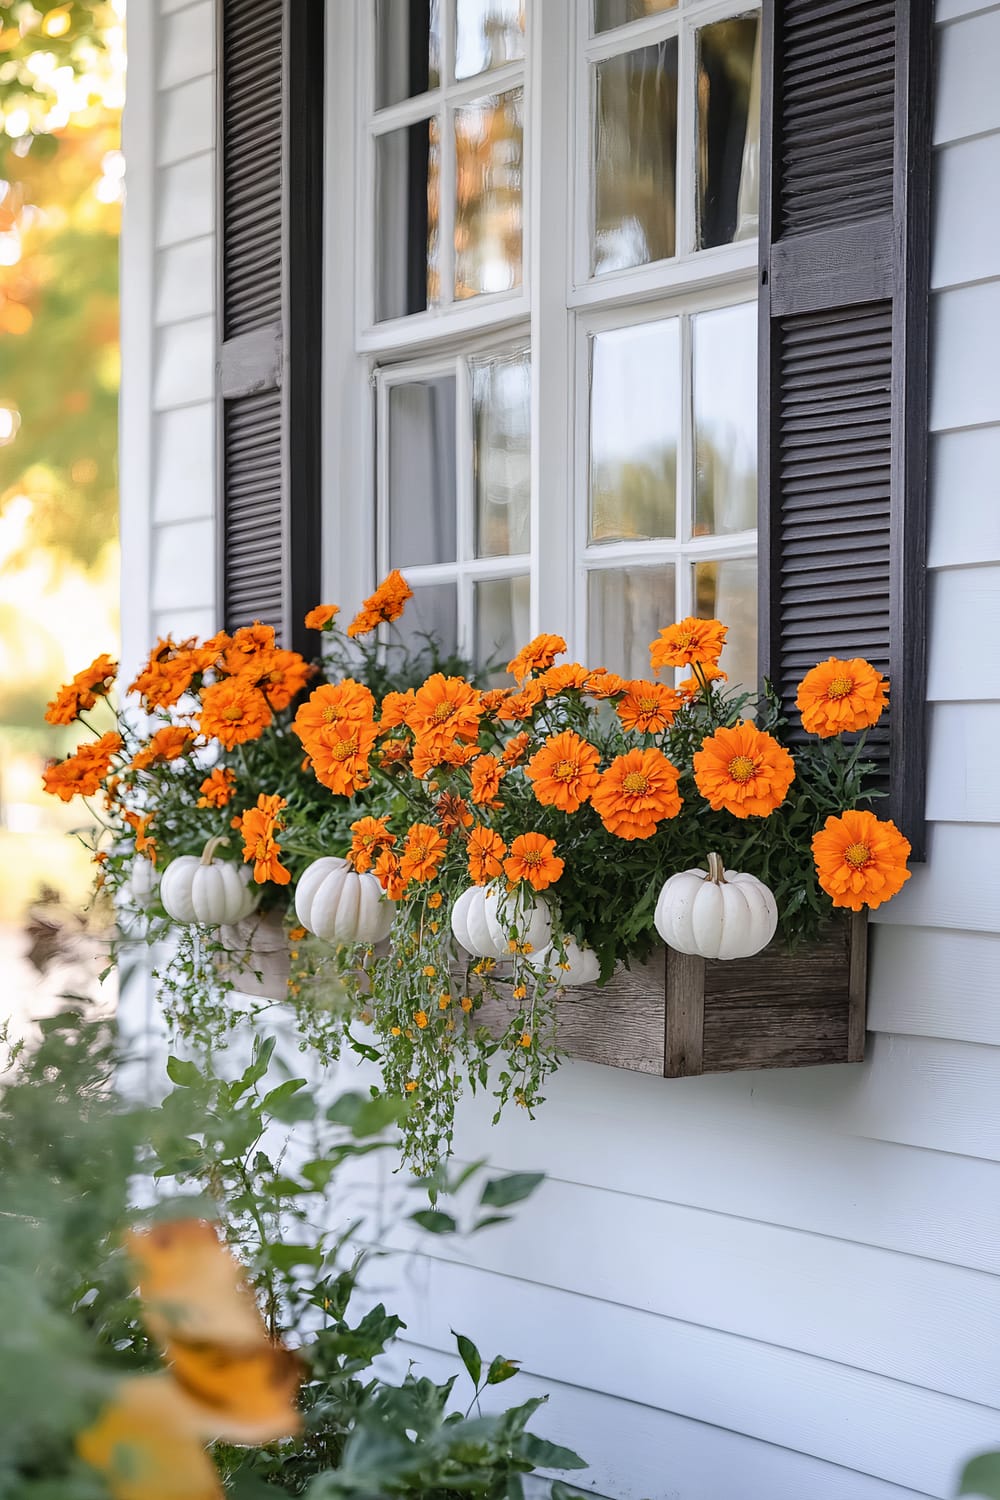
[375,848,406,900]
[526,730,600,814]
[130,724,195,771]
[239,648,313,711]
[222,622,276,675]
[501,732,531,767]
[409,674,482,747]
[304,603,340,630]
[378,737,411,772]
[435,792,473,834]
[42,732,123,802]
[411,737,480,781]
[504,832,564,892]
[400,822,448,885]
[678,662,728,700]
[616,679,681,735]
[237,792,291,885]
[467,825,507,885]
[590,746,682,839]
[347,569,414,638]
[536,662,590,696]
[128,638,196,711]
[584,669,626,699]
[693,721,795,819]
[380,689,416,729]
[650,616,727,672]
[199,678,272,749]
[350,814,395,873]
[197,766,237,809]
[495,679,545,722]
[309,717,379,797]
[507,633,567,685]
[796,657,889,739]
[293,680,377,750]
[428,891,443,909]
[45,653,118,725]
[123,810,157,863]
[480,687,511,714]
[470,754,505,808]
[812,808,911,912]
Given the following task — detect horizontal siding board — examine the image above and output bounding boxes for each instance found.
[158,0,215,90]
[930,283,1000,430]
[927,567,1000,700]
[153,317,214,409]
[867,822,1000,930]
[153,404,214,523]
[156,153,214,246]
[926,703,1000,821]
[869,925,1000,1044]
[933,8,1000,142]
[932,133,1000,288]
[935,0,1000,20]
[156,75,214,166]
[928,426,1000,567]
[154,235,215,324]
[151,518,215,611]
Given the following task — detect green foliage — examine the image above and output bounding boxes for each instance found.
[961,1454,1000,1499]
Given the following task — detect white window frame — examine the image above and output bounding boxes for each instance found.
[322,0,761,678]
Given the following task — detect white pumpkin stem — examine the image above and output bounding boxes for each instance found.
[200,834,230,866]
[705,852,726,885]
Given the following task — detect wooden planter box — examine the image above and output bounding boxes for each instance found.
[476,912,867,1077]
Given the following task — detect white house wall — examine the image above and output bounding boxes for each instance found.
[116,1,1000,1496]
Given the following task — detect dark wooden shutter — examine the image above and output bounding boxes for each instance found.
[758,0,932,855]
[217,0,324,658]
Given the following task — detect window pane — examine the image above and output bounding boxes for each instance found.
[693,557,756,692]
[593,40,677,276]
[590,320,679,544]
[455,0,525,80]
[693,302,757,537]
[594,0,676,32]
[588,563,676,680]
[455,88,524,300]
[387,376,457,568]
[375,119,441,321]
[394,583,459,660]
[475,574,530,681]
[375,0,441,108]
[472,346,530,558]
[697,15,761,249]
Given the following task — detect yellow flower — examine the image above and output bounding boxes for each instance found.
[519,1031,532,1047]
[405,1080,419,1093]
[414,1010,428,1029]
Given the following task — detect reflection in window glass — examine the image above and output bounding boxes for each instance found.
[455,0,525,80]
[375,119,441,321]
[388,377,457,568]
[594,0,676,32]
[455,88,523,300]
[694,302,757,537]
[593,40,677,276]
[475,575,530,681]
[590,320,679,544]
[697,15,761,249]
[694,557,756,692]
[395,582,459,660]
[375,0,441,108]
[588,563,676,680]
[472,346,531,558]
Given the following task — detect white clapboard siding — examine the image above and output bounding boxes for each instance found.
[862,823,1000,929]
[362,1257,999,1498]
[930,283,1000,430]
[156,153,214,246]
[934,6,1000,142]
[153,317,214,409]
[155,237,215,324]
[932,132,1000,289]
[927,569,1000,699]
[151,606,218,644]
[385,1341,936,1500]
[151,519,215,611]
[156,75,215,166]
[928,426,1000,567]
[153,404,215,524]
[158,0,215,90]
[869,925,1000,1043]
[936,0,1000,24]
[926,703,1000,821]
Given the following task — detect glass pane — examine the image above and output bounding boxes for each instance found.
[590,320,679,544]
[395,582,459,660]
[693,302,757,537]
[697,15,761,249]
[375,0,441,108]
[693,557,757,693]
[594,0,676,33]
[472,346,530,558]
[593,40,677,276]
[375,118,441,321]
[588,563,676,681]
[455,0,525,79]
[455,88,523,300]
[475,575,530,682]
[388,376,457,568]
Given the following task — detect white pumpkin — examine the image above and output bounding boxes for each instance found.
[127,855,160,908]
[160,836,258,927]
[450,882,552,962]
[294,855,395,947]
[526,933,601,987]
[654,852,777,961]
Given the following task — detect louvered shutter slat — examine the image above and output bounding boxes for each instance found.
[759,0,932,853]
